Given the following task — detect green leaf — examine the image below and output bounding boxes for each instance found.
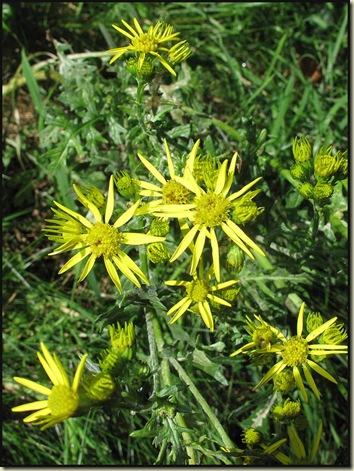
[191,349,228,386]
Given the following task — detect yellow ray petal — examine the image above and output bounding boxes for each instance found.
[40,343,70,386]
[123,233,165,245]
[104,257,122,292]
[151,51,176,76]
[138,153,167,185]
[212,279,239,291]
[227,177,263,202]
[167,296,190,315]
[306,359,337,383]
[77,253,96,282]
[184,140,201,176]
[112,22,135,39]
[53,201,93,228]
[105,175,115,223]
[214,160,228,195]
[306,317,338,342]
[302,362,320,400]
[199,301,214,331]
[293,365,307,402]
[13,377,51,396]
[169,299,192,323]
[114,252,149,285]
[133,18,144,36]
[73,184,102,223]
[297,302,305,337]
[113,199,141,228]
[170,224,200,262]
[112,255,141,287]
[58,247,92,274]
[210,228,220,281]
[190,226,207,275]
[224,219,265,256]
[12,400,49,413]
[164,139,175,179]
[72,354,88,392]
[221,222,254,259]
[108,49,128,64]
[254,360,286,390]
[165,280,189,287]
[207,293,231,307]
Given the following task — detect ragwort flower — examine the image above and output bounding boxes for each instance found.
[251,303,348,402]
[12,343,88,430]
[165,266,239,332]
[107,18,191,76]
[43,176,164,292]
[153,150,265,281]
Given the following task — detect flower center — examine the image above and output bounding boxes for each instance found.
[48,384,79,417]
[85,222,123,258]
[162,179,192,205]
[282,336,308,367]
[194,193,230,227]
[132,34,158,53]
[186,279,209,303]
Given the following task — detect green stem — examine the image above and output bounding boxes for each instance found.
[169,357,235,450]
[145,309,160,395]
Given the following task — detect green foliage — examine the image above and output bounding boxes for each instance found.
[3,2,348,466]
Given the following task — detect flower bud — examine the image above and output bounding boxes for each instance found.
[168,40,192,63]
[306,311,323,333]
[334,150,348,179]
[226,245,246,273]
[76,184,106,211]
[292,136,312,162]
[242,428,262,446]
[150,218,170,236]
[147,242,170,263]
[314,151,338,178]
[193,153,219,188]
[313,182,333,200]
[273,370,295,394]
[290,163,307,181]
[232,190,264,224]
[83,373,116,402]
[113,171,138,199]
[298,182,314,199]
[282,399,301,418]
[322,323,348,345]
[109,322,135,353]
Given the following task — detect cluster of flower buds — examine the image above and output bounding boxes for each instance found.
[291,136,348,205]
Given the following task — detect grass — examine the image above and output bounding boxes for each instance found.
[2,1,349,466]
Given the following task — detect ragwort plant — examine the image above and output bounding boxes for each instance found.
[5,5,348,466]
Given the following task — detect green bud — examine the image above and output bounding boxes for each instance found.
[290,163,307,181]
[168,40,192,63]
[226,245,246,273]
[193,153,219,187]
[113,171,138,199]
[83,373,116,402]
[158,405,176,418]
[335,150,348,179]
[298,182,314,199]
[150,218,170,236]
[109,322,135,353]
[147,242,170,263]
[292,136,312,162]
[220,287,240,304]
[282,399,301,418]
[232,190,264,225]
[314,151,338,178]
[313,182,334,200]
[272,405,285,421]
[322,323,348,345]
[242,428,262,446]
[273,370,295,394]
[306,311,323,334]
[76,184,106,211]
[126,56,155,82]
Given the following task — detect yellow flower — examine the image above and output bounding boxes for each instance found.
[12,343,87,430]
[252,303,348,402]
[153,150,265,281]
[43,176,164,293]
[230,314,280,357]
[107,18,189,76]
[165,266,239,332]
[136,138,200,207]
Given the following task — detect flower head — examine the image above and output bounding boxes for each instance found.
[43,176,164,293]
[152,150,265,281]
[107,18,191,76]
[251,303,348,402]
[165,266,239,332]
[12,343,87,430]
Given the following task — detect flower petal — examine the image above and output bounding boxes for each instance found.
[12,400,49,413]
[123,233,165,245]
[207,293,231,307]
[167,296,191,315]
[306,317,338,342]
[73,184,102,223]
[224,219,265,256]
[190,226,207,275]
[254,360,287,390]
[302,362,320,400]
[169,298,192,323]
[77,253,96,282]
[210,228,220,281]
[221,221,254,258]
[113,199,141,228]
[104,257,122,292]
[227,177,263,202]
[13,377,51,396]
[306,359,338,383]
[105,176,115,224]
[199,301,214,331]
[138,153,167,185]
[184,140,201,176]
[293,365,307,402]
[297,302,305,337]
[170,224,200,262]
[53,201,93,229]
[58,247,92,274]
[72,354,88,392]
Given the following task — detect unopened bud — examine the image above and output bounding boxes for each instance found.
[292,136,312,162]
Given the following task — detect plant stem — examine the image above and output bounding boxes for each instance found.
[169,357,235,450]
[145,309,160,395]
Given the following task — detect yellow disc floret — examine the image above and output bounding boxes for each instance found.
[85,223,123,258]
[186,279,209,303]
[282,336,308,367]
[47,384,79,418]
[194,193,230,227]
